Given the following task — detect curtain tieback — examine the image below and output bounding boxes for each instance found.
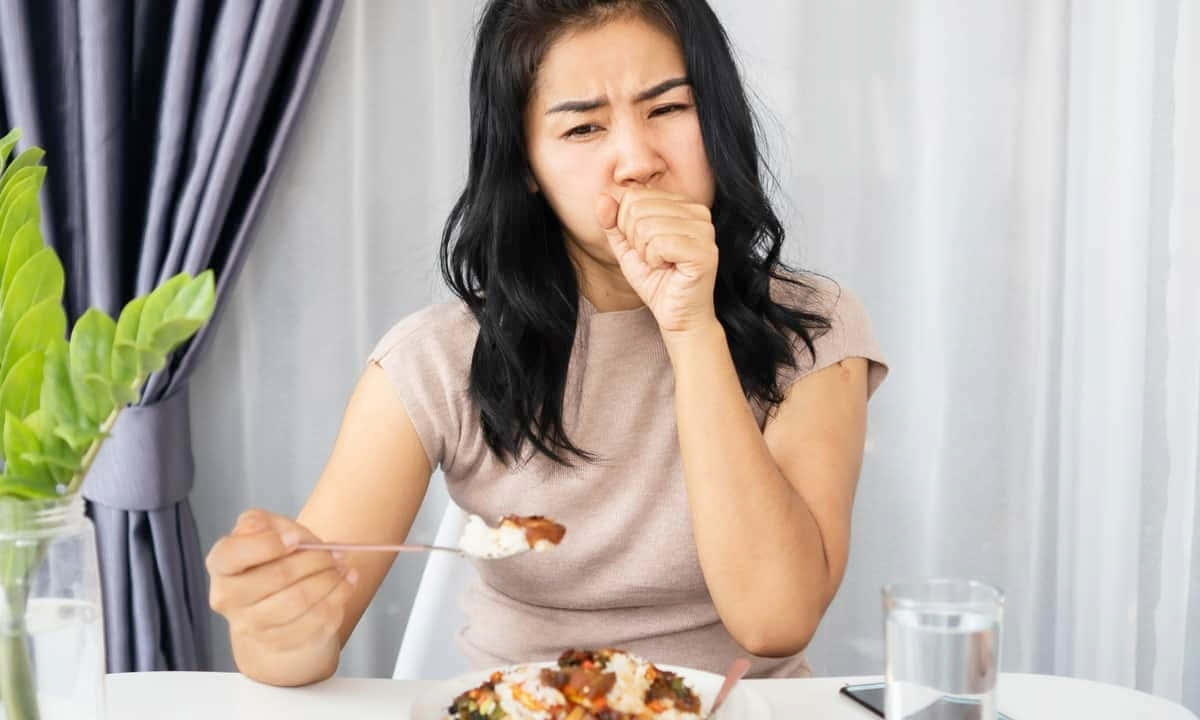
[81,387,195,510]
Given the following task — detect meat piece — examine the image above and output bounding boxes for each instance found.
[541,655,619,713]
[645,669,701,713]
[540,663,616,704]
[502,515,566,547]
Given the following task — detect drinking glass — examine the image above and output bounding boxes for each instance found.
[882,579,1003,720]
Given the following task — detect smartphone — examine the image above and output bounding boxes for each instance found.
[840,682,1015,720]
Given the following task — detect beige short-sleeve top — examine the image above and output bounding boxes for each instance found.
[368,274,888,678]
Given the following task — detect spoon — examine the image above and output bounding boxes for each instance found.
[293,541,537,560]
[707,657,751,719]
[294,542,470,555]
[295,514,563,560]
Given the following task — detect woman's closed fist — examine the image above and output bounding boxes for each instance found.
[206,509,357,653]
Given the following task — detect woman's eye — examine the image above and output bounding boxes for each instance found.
[565,124,601,138]
[650,103,690,117]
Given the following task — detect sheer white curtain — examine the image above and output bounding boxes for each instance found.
[189,0,478,679]
[188,0,1199,710]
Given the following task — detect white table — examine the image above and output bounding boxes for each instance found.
[106,671,1197,719]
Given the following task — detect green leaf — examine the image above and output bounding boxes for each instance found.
[90,371,136,406]
[0,244,65,359]
[53,424,105,452]
[0,128,20,175]
[136,346,166,377]
[71,309,117,380]
[112,296,146,388]
[82,374,135,408]
[39,339,103,463]
[0,218,36,294]
[3,411,54,494]
[161,271,216,325]
[70,309,117,424]
[22,408,47,437]
[0,179,43,263]
[120,272,216,379]
[150,317,206,352]
[110,340,140,392]
[136,273,189,347]
[0,147,45,196]
[28,411,84,487]
[114,295,146,345]
[1,225,49,306]
[151,271,215,353]
[0,165,41,209]
[18,452,81,472]
[0,350,43,444]
[0,478,54,500]
[0,297,66,381]
[40,338,78,429]
[71,376,99,427]
[0,167,45,229]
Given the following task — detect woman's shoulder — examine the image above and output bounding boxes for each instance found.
[769,270,889,396]
[365,299,479,472]
[367,298,479,370]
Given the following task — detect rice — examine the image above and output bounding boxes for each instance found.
[604,650,655,714]
[492,665,566,720]
[458,514,530,559]
[605,651,704,720]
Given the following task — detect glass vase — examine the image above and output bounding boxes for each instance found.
[0,495,105,720]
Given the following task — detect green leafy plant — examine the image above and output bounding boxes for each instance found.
[0,127,216,719]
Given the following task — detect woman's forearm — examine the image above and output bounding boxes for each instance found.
[230,627,341,687]
[664,320,834,656]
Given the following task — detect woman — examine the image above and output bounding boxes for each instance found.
[206,0,887,686]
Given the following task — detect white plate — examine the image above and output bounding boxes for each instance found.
[408,662,772,719]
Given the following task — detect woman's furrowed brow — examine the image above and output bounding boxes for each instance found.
[544,76,690,115]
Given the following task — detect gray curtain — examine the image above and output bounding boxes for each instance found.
[0,0,343,671]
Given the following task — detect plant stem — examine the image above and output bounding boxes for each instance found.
[0,595,39,720]
[63,371,148,497]
[63,406,123,497]
[0,541,48,720]
[0,639,40,720]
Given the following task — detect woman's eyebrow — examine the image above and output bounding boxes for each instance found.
[544,76,690,115]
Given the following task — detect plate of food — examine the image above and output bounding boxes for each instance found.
[408,648,772,719]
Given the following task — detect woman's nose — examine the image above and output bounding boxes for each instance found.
[612,124,666,187]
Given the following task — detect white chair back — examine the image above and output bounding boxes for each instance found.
[391,502,474,680]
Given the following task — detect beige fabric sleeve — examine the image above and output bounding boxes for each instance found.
[366,308,469,472]
[777,277,889,397]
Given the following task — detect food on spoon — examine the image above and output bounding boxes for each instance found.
[503,515,567,548]
[446,648,703,720]
[458,514,566,559]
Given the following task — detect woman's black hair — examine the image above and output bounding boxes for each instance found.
[440,0,831,466]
